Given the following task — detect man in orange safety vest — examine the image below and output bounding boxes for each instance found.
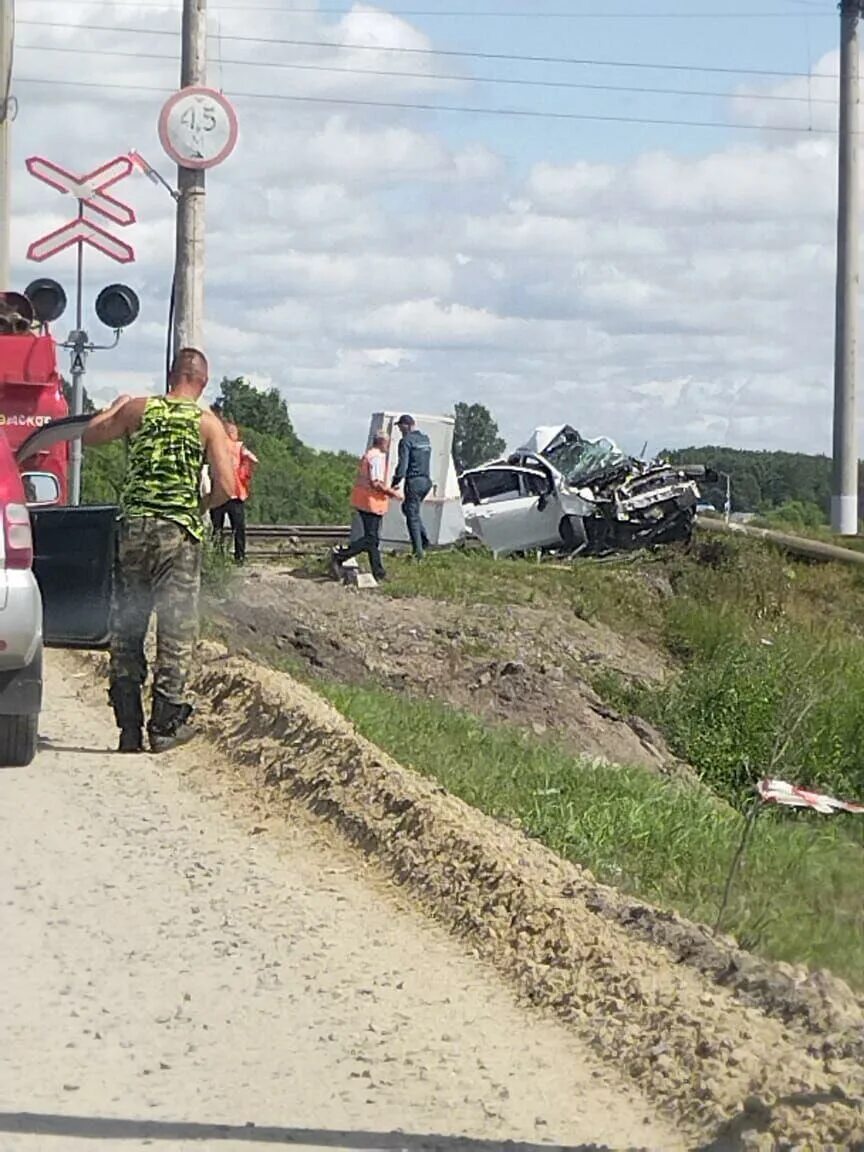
[330,431,400,582]
[210,421,258,564]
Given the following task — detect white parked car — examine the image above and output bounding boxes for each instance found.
[0,430,65,765]
[459,425,712,558]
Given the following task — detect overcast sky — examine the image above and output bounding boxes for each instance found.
[7,0,849,457]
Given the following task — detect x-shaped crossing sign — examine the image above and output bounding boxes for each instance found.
[26,155,137,264]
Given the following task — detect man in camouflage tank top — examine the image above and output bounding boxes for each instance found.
[82,348,235,753]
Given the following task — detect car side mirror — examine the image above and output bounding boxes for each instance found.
[537,494,549,512]
[21,470,61,507]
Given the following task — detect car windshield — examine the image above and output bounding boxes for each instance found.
[542,428,629,484]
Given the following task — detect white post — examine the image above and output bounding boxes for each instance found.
[831,0,862,536]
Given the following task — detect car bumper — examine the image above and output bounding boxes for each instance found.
[0,652,42,715]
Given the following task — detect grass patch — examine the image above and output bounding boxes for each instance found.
[355,538,864,813]
[380,548,664,638]
[201,538,237,597]
[596,544,864,810]
[317,680,864,988]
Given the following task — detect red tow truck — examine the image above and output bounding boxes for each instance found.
[0,286,71,505]
[0,281,131,652]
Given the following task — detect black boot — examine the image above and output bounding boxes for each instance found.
[148,692,196,754]
[108,680,144,754]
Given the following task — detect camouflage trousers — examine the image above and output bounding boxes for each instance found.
[109,516,202,705]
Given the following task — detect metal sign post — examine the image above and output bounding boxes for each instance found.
[158,82,238,357]
[25,154,137,505]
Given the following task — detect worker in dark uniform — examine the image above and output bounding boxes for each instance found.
[82,348,236,754]
[391,414,433,560]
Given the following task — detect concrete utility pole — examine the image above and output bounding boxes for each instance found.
[172,0,206,356]
[832,0,864,536]
[0,0,14,290]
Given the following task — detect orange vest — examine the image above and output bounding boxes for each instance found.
[228,439,256,502]
[351,447,389,516]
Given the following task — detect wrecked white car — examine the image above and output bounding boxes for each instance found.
[458,425,712,558]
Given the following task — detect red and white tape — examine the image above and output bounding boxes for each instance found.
[758,778,864,816]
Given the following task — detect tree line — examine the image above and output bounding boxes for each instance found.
[75,380,841,527]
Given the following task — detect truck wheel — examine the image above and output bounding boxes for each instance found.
[0,713,38,767]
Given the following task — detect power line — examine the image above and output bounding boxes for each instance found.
[14,72,837,133]
[14,0,838,17]
[17,19,837,79]
[17,41,840,106]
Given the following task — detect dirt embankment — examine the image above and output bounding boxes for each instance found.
[82,643,864,1150]
[209,568,680,776]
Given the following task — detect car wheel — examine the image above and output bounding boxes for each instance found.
[0,712,38,767]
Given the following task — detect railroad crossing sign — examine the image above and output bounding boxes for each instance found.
[27,217,135,264]
[25,154,136,264]
[159,87,238,171]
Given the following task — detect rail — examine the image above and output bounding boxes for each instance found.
[244,524,350,559]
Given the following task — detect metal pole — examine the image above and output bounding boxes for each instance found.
[172,0,207,356]
[68,215,86,506]
[724,473,731,525]
[832,0,863,536]
[68,338,87,507]
[0,0,14,289]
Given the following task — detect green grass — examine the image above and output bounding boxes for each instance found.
[228,534,864,984]
[379,548,666,637]
[317,681,864,987]
[201,538,236,597]
[364,539,864,812]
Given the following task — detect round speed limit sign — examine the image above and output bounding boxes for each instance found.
[158,87,238,171]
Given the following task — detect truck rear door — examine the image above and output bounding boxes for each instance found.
[16,417,117,649]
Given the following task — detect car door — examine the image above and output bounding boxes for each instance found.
[461,466,561,556]
[16,416,117,649]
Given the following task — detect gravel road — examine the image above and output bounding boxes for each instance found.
[0,653,684,1152]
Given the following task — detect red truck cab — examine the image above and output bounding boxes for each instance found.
[0,283,123,654]
[0,329,69,504]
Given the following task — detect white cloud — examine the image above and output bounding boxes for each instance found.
[5,4,858,462]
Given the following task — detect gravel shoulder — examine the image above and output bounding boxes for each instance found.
[0,651,683,1152]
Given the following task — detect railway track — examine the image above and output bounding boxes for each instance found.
[244,524,350,557]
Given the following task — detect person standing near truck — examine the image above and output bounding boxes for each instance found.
[82,348,236,754]
[392,414,433,560]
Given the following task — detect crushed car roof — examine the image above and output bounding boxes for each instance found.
[517,425,578,456]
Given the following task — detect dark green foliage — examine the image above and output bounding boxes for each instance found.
[453,401,506,472]
[666,445,839,517]
[214,377,356,524]
[216,377,303,454]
